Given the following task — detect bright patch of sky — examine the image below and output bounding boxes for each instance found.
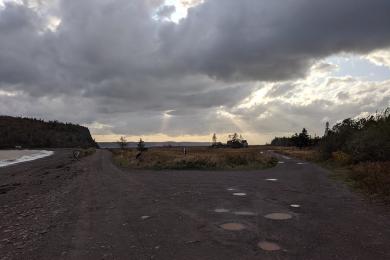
[327,55,390,81]
[157,0,203,23]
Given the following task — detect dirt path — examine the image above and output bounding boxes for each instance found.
[0,150,389,259]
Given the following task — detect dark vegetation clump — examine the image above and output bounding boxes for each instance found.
[271,108,390,201]
[271,128,321,148]
[227,133,249,148]
[319,109,390,162]
[0,116,98,149]
[210,133,248,148]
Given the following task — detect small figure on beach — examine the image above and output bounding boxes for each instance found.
[73,150,81,160]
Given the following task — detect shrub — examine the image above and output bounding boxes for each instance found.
[331,151,352,165]
[349,162,390,200]
[320,108,390,162]
[170,157,217,170]
[225,154,249,166]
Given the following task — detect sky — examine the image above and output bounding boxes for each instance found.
[0,0,389,144]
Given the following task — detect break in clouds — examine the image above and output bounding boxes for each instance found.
[0,0,390,142]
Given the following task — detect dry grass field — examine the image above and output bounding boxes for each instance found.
[112,146,277,170]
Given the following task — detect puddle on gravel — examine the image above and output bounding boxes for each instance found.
[290,204,301,208]
[214,208,230,213]
[264,213,292,220]
[297,162,307,165]
[265,178,278,182]
[257,241,281,251]
[141,216,151,220]
[278,161,285,164]
[234,211,256,216]
[227,188,236,191]
[233,193,247,196]
[219,223,246,231]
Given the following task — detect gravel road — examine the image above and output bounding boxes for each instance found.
[0,149,389,259]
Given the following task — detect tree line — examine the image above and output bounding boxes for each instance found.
[0,116,98,148]
[271,108,390,163]
[320,109,390,162]
[270,128,321,148]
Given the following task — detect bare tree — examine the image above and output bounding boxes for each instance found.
[212,133,217,145]
[117,136,128,150]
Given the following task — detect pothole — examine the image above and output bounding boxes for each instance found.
[214,208,230,213]
[233,193,247,196]
[234,211,256,216]
[265,178,278,182]
[257,241,281,251]
[264,213,292,220]
[219,223,246,231]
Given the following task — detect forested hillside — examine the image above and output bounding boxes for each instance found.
[0,116,98,149]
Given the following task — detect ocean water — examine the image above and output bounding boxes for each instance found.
[98,142,211,149]
[0,150,54,168]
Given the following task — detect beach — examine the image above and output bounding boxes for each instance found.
[0,150,54,168]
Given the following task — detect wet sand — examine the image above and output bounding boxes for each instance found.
[0,150,39,161]
[0,150,54,167]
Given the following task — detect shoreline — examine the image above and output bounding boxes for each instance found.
[0,150,54,168]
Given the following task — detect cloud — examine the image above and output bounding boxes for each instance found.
[366,48,390,68]
[155,4,176,20]
[161,0,390,81]
[0,0,390,142]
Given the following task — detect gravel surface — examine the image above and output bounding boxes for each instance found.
[0,149,389,259]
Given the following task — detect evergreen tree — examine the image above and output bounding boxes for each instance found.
[324,121,330,136]
[297,128,310,148]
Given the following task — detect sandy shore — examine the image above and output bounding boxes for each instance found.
[0,150,40,161]
[0,150,54,167]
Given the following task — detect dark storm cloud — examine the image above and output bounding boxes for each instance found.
[161,0,390,81]
[1,0,390,138]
